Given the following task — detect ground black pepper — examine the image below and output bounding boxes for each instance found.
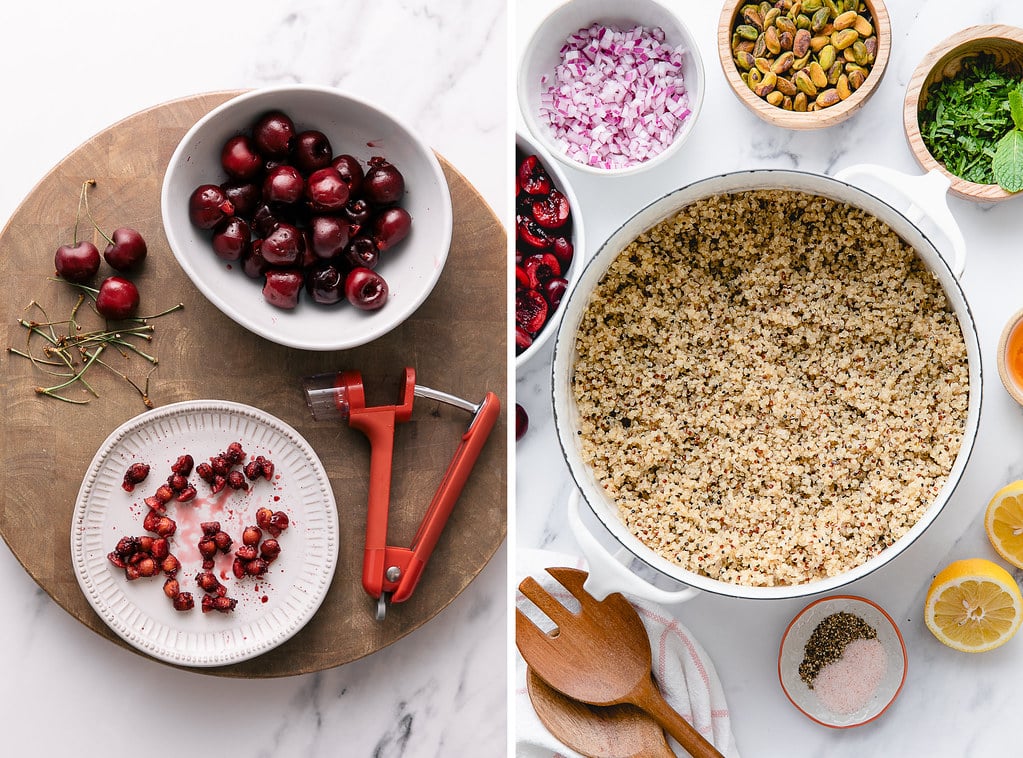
[799,612,877,688]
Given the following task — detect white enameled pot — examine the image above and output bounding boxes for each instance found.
[551,166,981,603]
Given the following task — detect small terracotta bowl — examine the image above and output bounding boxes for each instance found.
[778,595,907,728]
[998,308,1023,406]
[904,25,1023,202]
[718,0,891,129]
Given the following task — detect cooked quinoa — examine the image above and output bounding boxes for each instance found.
[572,189,969,587]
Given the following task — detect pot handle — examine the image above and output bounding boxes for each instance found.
[833,164,966,279]
[567,489,699,604]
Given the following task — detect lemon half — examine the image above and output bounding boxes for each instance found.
[924,558,1023,653]
[985,480,1023,568]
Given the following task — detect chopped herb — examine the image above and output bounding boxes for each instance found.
[993,89,1023,192]
[918,54,1020,186]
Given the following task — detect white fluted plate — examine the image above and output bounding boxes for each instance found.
[70,400,339,667]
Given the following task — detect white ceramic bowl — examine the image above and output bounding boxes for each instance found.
[779,595,907,728]
[161,85,452,351]
[515,131,585,370]
[517,0,705,177]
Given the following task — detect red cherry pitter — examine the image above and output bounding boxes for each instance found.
[303,368,500,620]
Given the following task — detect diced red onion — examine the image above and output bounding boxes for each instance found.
[538,23,691,170]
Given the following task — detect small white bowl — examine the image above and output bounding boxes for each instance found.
[779,595,907,728]
[517,0,705,177]
[161,85,452,352]
[515,131,585,370]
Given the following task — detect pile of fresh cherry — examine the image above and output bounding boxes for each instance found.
[515,151,573,355]
[53,180,148,319]
[188,109,412,311]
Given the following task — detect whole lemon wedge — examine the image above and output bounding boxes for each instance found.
[985,480,1023,568]
[924,558,1023,653]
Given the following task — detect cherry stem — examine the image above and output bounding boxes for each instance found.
[81,181,114,246]
[35,343,105,399]
[7,347,61,366]
[51,277,99,300]
[14,290,181,406]
[131,303,185,321]
[95,357,156,409]
[72,180,96,246]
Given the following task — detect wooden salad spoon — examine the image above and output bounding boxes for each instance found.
[526,666,675,757]
[516,567,724,758]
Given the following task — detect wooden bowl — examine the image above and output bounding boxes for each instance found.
[904,25,1023,202]
[717,0,891,130]
[997,307,1023,407]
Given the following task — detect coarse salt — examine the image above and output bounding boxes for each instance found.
[539,23,691,169]
[812,637,887,714]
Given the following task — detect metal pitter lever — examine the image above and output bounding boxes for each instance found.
[303,368,500,620]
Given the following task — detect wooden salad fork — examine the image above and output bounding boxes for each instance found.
[516,567,724,758]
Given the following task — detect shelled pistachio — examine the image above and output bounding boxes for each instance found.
[729,0,879,111]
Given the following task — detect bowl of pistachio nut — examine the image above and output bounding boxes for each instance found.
[718,0,890,129]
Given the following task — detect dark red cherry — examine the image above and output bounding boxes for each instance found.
[211,217,251,261]
[343,198,373,227]
[515,325,533,353]
[252,111,295,159]
[263,165,304,204]
[306,264,345,305]
[103,228,147,271]
[345,267,389,310]
[189,184,235,229]
[516,404,529,441]
[523,253,561,290]
[95,276,140,320]
[310,215,351,259]
[292,130,333,174]
[551,236,574,269]
[518,155,551,195]
[221,135,263,180]
[55,241,101,282]
[251,203,281,238]
[343,237,379,270]
[331,154,364,196]
[516,216,552,251]
[242,239,269,279]
[261,222,304,266]
[532,189,571,229]
[542,276,569,310]
[516,289,548,334]
[372,207,411,252]
[262,269,304,309]
[363,157,404,205]
[220,181,261,218]
[305,167,350,212]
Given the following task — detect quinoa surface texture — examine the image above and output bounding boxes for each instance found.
[571,189,969,586]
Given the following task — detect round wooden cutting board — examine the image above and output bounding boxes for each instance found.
[0,91,507,676]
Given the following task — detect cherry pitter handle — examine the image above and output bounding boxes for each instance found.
[302,368,500,620]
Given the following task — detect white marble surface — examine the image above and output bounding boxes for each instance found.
[516,0,1023,756]
[0,2,507,756]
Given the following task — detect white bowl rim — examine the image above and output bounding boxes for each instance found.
[516,0,707,177]
[160,84,453,351]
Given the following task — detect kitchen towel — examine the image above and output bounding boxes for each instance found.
[516,549,741,758]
